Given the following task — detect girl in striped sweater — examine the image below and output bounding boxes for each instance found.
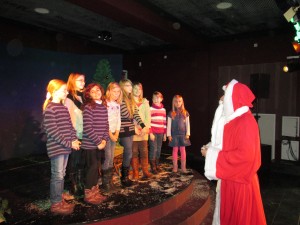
[43,79,81,215]
[119,78,147,187]
[81,83,109,205]
[149,91,167,174]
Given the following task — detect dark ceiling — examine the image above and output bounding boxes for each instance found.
[0,0,296,53]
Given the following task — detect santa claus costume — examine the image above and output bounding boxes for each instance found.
[204,79,267,225]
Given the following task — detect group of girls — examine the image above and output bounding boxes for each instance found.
[42,74,191,216]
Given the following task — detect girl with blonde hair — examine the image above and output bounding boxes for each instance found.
[118,78,147,187]
[131,82,152,180]
[43,79,81,215]
[102,82,122,193]
[167,95,191,173]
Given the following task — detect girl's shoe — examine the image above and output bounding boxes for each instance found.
[62,191,75,200]
[50,201,74,215]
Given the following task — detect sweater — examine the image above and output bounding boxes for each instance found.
[81,102,109,150]
[149,103,167,134]
[119,100,145,138]
[133,98,151,141]
[43,102,77,158]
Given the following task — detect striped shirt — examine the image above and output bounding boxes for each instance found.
[119,100,145,138]
[150,103,167,134]
[81,102,109,150]
[43,102,77,158]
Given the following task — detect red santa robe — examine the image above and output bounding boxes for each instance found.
[204,79,267,225]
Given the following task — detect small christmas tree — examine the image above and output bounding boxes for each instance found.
[93,59,115,90]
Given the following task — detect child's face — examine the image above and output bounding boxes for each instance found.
[111,87,121,101]
[123,82,132,94]
[90,86,102,101]
[133,85,142,97]
[152,95,162,105]
[174,97,183,108]
[54,84,68,101]
[75,75,85,91]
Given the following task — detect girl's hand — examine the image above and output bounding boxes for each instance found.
[98,140,106,150]
[135,127,141,135]
[150,133,155,141]
[111,134,118,142]
[163,134,167,142]
[141,127,149,135]
[72,140,81,150]
[185,135,190,140]
[168,136,172,142]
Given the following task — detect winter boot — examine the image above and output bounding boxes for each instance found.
[84,186,106,205]
[101,169,110,194]
[131,157,139,181]
[141,158,152,178]
[68,172,78,196]
[108,167,120,192]
[76,169,85,196]
[62,191,75,201]
[150,159,158,174]
[156,158,163,172]
[50,200,74,215]
[121,166,133,187]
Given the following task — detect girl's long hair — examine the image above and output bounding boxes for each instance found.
[105,82,123,104]
[43,79,66,111]
[66,73,85,99]
[171,95,188,119]
[119,78,135,118]
[83,83,106,109]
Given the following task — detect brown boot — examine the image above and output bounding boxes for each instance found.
[141,158,152,178]
[150,159,158,174]
[131,157,139,181]
[92,185,107,201]
[62,191,75,201]
[84,187,106,205]
[50,201,74,215]
[156,158,163,172]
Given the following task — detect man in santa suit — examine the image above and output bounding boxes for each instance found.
[201,79,267,225]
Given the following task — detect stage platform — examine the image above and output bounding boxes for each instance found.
[0,154,212,225]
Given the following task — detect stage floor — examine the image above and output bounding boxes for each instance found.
[0,154,209,225]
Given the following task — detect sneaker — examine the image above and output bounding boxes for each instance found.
[62,191,75,200]
[50,201,74,215]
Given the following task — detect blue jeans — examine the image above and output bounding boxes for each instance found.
[50,154,69,204]
[119,135,133,167]
[149,133,164,160]
[103,139,116,170]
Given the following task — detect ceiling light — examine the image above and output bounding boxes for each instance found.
[34,8,50,14]
[216,2,232,9]
[97,31,112,41]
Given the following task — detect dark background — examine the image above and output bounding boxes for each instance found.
[0,14,299,163]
